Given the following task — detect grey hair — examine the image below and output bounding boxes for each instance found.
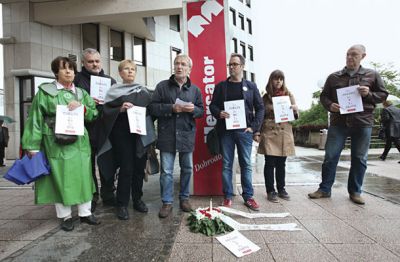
[174,54,193,68]
[230,53,245,65]
[81,48,100,61]
[350,44,366,54]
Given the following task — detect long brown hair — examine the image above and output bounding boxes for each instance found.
[265,70,289,102]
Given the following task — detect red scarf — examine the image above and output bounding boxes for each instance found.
[273,89,285,97]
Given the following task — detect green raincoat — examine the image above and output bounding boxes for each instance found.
[22,82,98,205]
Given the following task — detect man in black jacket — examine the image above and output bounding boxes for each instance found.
[74,48,117,211]
[0,120,9,166]
[210,53,264,211]
[379,100,400,161]
[149,54,204,218]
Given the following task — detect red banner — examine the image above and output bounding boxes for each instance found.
[185,0,227,195]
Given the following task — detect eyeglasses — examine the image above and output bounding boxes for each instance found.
[227,63,242,68]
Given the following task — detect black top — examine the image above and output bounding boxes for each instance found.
[226,81,243,101]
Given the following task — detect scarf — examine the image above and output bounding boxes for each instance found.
[104,82,144,104]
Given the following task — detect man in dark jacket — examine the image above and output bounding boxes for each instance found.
[74,48,117,211]
[149,54,204,218]
[309,44,388,205]
[210,53,264,211]
[379,100,400,161]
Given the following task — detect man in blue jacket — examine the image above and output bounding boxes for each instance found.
[149,54,204,218]
[210,53,264,211]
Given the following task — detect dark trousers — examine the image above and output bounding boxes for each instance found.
[110,116,146,207]
[264,155,287,193]
[91,146,115,202]
[0,145,4,165]
[381,136,400,159]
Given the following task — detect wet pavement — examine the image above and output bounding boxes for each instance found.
[0,146,399,261]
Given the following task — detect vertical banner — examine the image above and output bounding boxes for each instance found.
[184,0,227,195]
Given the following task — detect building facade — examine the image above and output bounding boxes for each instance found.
[0,0,256,159]
[0,0,184,158]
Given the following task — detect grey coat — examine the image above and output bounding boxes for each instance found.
[149,75,204,152]
[381,105,400,138]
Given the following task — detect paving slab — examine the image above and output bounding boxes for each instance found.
[325,243,400,262]
[268,243,337,262]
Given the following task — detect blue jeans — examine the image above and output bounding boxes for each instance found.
[160,151,193,204]
[220,130,254,201]
[319,126,372,195]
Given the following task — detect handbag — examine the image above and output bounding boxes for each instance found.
[206,128,221,156]
[378,127,386,140]
[45,117,78,145]
[144,145,159,181]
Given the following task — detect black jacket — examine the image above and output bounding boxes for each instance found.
[149,75,204,152]
[381,105,400,138]
[73,67,116,148]
[210,78,264,134]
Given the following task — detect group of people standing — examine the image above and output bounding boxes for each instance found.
[21,43,390,232]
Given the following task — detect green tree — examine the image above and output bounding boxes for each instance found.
[370,62,400,97]
[293,90,327,127]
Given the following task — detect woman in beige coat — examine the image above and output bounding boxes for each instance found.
[255,70,298,203]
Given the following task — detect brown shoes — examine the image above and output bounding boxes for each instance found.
[349,194,365,205]
[179,199,192,212]
[159,204,173,218]
[308,189,331,199]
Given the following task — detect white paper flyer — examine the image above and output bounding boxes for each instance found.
[216,230,260,258]
[90,75,111,104]
[55,105,84,136]
[272,96,295,123]
[224,99,246,130]
[127,106,147,135]
[336,85,364,114]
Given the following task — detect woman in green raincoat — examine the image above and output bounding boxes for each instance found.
[22,56,100,231]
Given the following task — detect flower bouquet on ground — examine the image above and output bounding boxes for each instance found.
[187,206,234,236]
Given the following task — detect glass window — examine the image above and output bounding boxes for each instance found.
[133,37,146,66]
[248,45,253,61]
[169,15,180,32]
[238,13,245,30]
[250,72,255,82]
[243,70,247,80]
[171,47,181,74]
[240,41,246,58]
[230,8,236,26]
[247,18,252,34]
[231,38,238,53]
[110,29,124,61]
[82,23,99,51]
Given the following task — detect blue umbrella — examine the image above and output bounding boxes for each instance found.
[3,152,50,185]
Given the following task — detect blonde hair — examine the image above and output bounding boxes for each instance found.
[118,59,137,72]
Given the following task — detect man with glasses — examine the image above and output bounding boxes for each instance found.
[210,53,264,211]
[74,48,117,212]
[308,44,388,205]
[149,54,204,218]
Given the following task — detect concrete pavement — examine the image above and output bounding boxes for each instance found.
[0,146,399,261]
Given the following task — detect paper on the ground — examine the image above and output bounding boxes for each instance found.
[224,99,246,130]
[336,85,364,114]
[216,230,260,258]
[175,98,192,106]
[90,75,111,104]
[219,206,290,218]
[220,214,301,231]
[272,96,295,123]
[127,106,147,135]
[55,105,84,136]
